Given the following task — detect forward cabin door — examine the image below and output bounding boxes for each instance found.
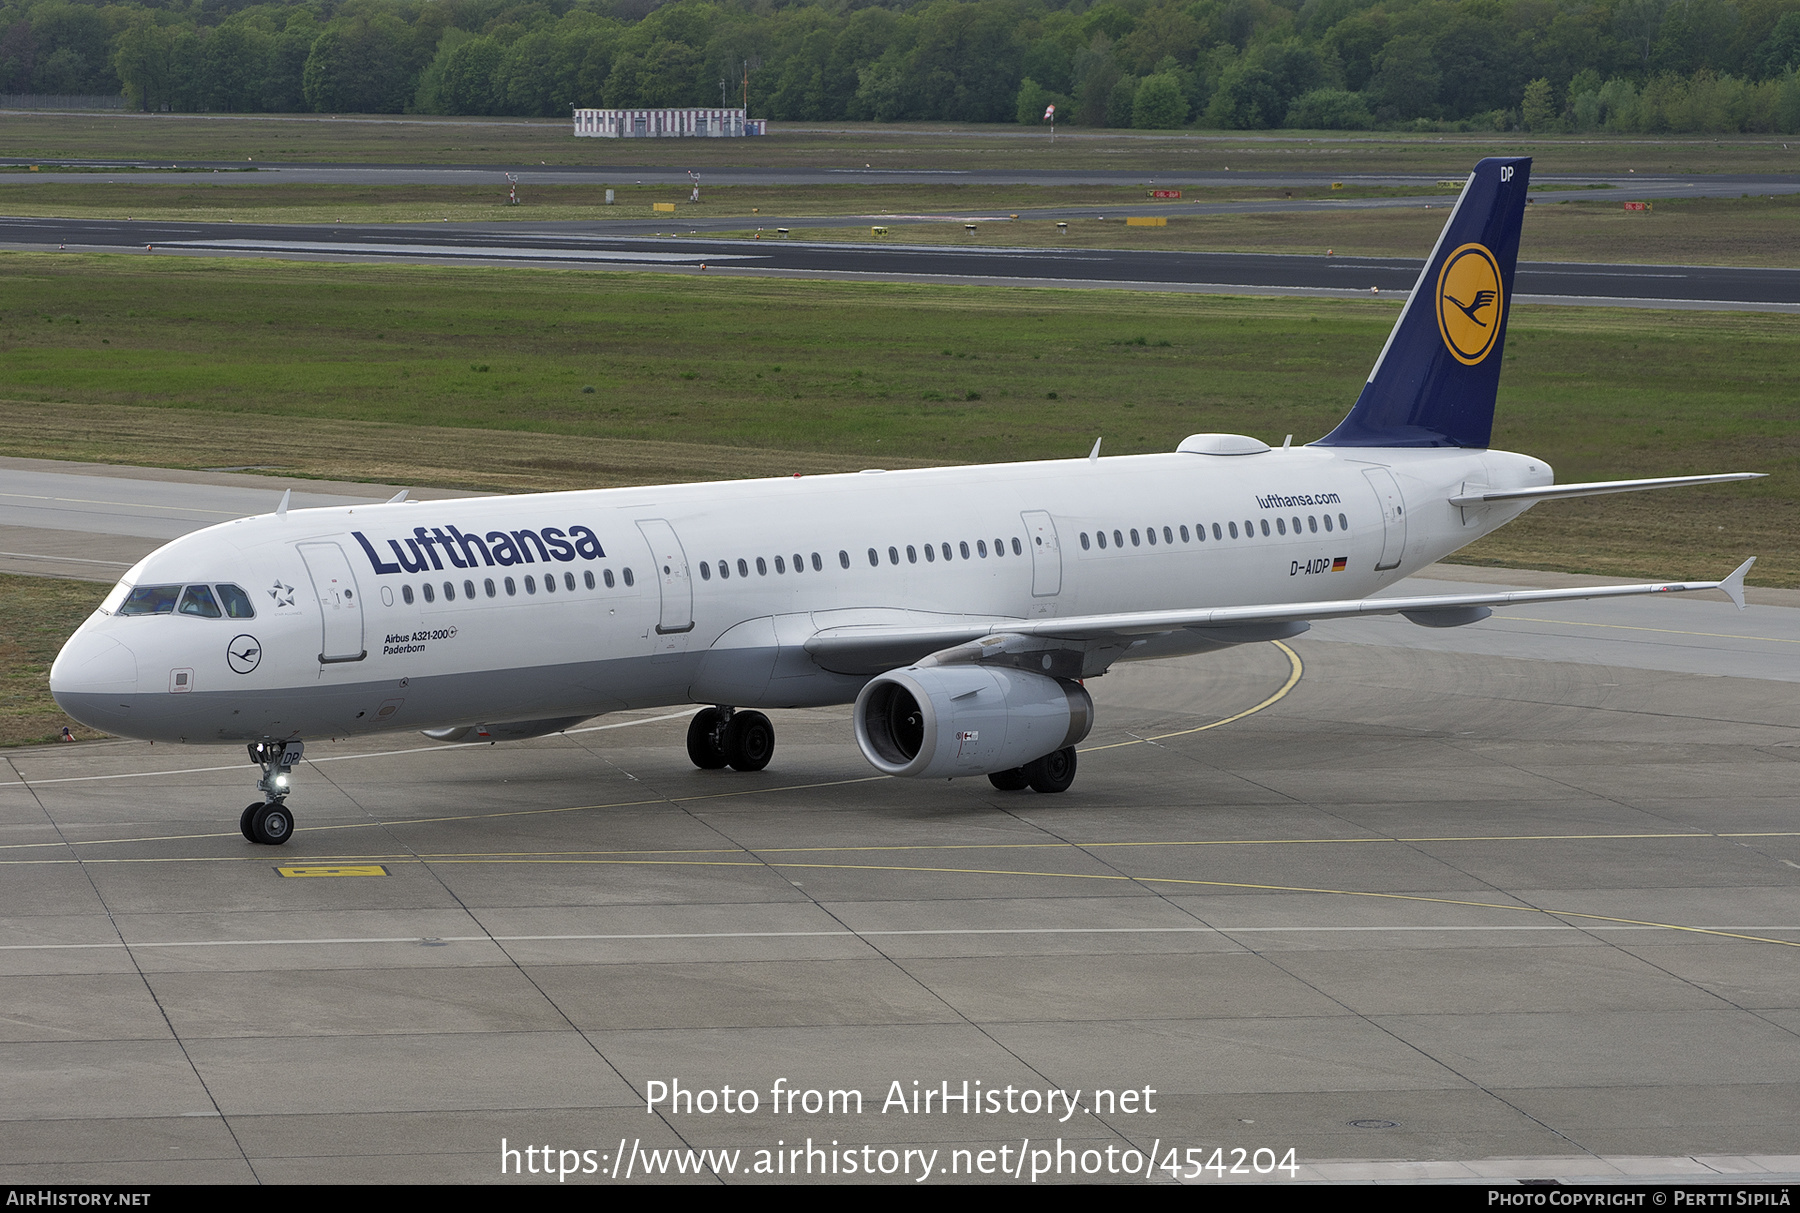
[1020,510,1062,597]
[1362,467,1409,571]
[297,541,366,664]
[637,519,694,660]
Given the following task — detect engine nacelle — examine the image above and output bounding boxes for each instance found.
[854,665,1093,779]
[421,716,590,743]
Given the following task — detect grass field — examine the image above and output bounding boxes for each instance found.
[3,112,1797,175]
[0,574,107,746]
[0,179,1436,223]
[5,180,1793,266]
[1,251,1791,581]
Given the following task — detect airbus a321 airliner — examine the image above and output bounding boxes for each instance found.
[51,157,1759,845]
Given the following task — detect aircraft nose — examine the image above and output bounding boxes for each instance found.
[51,629,138,703]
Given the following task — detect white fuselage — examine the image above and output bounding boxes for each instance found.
[50,441,1549,745]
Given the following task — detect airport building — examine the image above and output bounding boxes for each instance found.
[572,108,766,138]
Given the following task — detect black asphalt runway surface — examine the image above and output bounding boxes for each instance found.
[6,157,1800,197]
[3,213,1795,309]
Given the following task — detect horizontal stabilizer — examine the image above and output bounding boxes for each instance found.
[1451,473,1765,508]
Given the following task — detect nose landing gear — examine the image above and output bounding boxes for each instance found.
[242,740,303,845]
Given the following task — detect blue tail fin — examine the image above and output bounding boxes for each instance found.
[1315,157,1531,449]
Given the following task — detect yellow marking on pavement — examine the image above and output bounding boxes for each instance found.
[7,830,1798,866]
[275,864,388,878]
[4,848,1791,947]
[1496,615,1798,645]
[754,861,1800,949]
[0,774,892,851]
[1082,640,1303,752]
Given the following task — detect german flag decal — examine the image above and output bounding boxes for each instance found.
[1332,556,1348,571]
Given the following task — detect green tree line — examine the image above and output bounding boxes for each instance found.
[3,0,1799,132]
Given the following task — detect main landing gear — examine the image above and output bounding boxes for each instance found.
[241,740,302,845]
[988,746,1077,794]
[686,706,774,772]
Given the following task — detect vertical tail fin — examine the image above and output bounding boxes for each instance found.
[1315,157,1531,449]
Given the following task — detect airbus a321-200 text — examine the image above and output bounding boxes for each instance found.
[51,157,1760,845]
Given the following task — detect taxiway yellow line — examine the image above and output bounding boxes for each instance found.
[1082,640,1303,752]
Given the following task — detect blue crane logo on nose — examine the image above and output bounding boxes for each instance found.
[227,635,262,675]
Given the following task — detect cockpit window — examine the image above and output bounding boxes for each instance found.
[217,584,255,618]
[117,585,182,616]
[179,585,222,618]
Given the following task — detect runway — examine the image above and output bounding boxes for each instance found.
[3,459,1797,1183]
[7,158,1799,198]
[3,214,1795,310]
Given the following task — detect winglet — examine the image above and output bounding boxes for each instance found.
[387,489,410,504]
[275,489,290,517]
[1088,437,1102,464]
[1720,557,1755,610]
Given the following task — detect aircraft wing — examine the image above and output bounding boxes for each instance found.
[804,558,1755,678]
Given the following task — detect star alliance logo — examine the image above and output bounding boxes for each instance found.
[268,580,296,607]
